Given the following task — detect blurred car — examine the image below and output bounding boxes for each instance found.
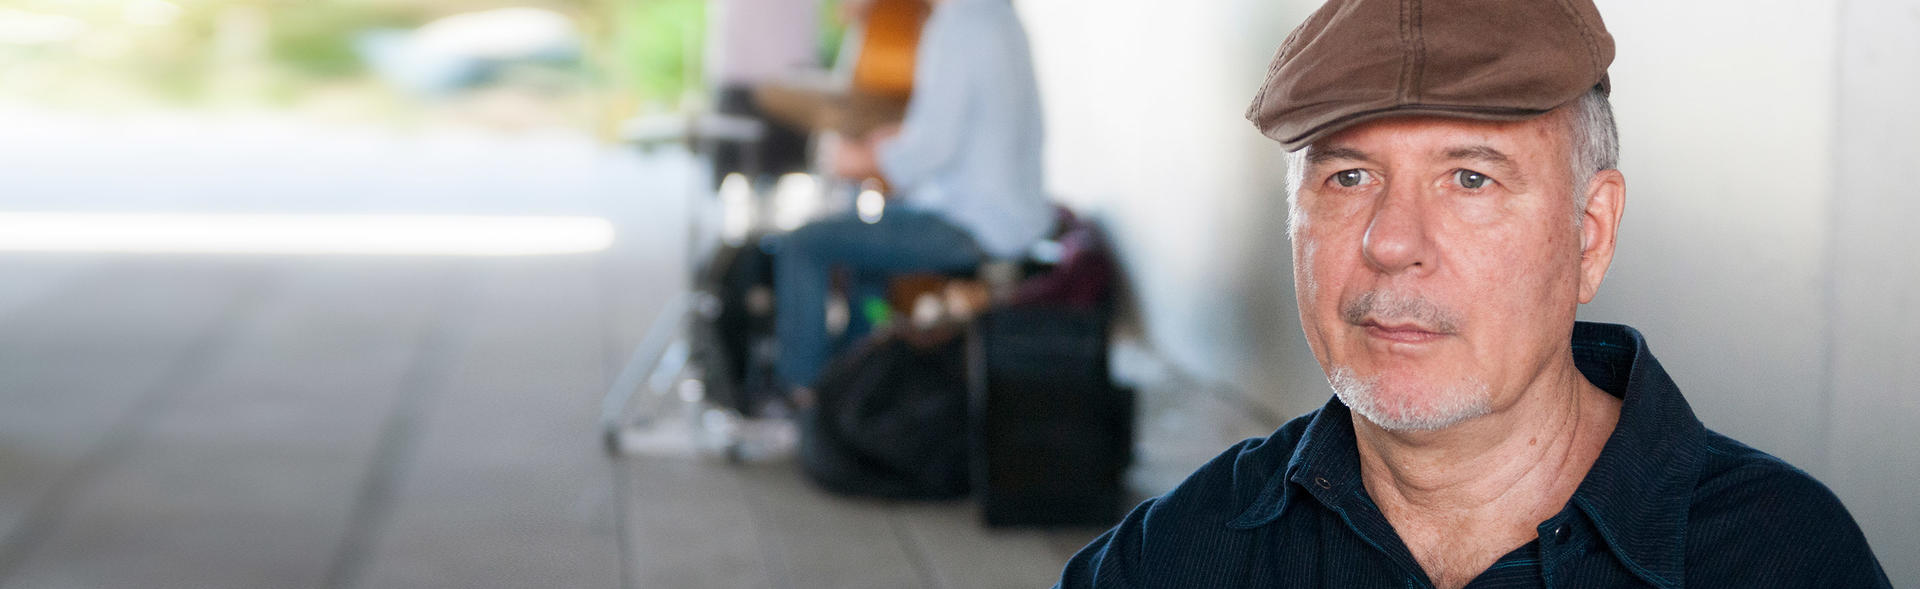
[355,7,580,96]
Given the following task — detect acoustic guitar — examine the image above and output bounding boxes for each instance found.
[750,0,925,138]
[848,0,930,101]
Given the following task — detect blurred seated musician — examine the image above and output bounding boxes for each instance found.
[774,0,1054,396]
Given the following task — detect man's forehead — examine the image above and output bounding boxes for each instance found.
[1301,115,1561,166]
[1303,144,1516,164]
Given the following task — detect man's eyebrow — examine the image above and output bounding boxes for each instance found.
[1305,147,1370,165]
[1441,145,1514,167]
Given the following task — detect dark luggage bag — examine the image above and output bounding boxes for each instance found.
[798,331,972,500]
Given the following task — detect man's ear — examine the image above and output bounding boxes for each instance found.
[1577,169,1626,304]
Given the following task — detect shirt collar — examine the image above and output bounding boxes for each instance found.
[1224,399,1359,529]
[1564,322,1703,588]
[1227,322,1703,588]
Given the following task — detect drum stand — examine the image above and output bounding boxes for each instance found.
[600,112,767,459]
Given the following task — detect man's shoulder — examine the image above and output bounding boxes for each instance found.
[1682,429,1890,586]
[1110,408,1317,528]
[1180,408,1319,503]
[1689,429,1848,520]
[935,0,1026,38]
[934,0,1008,25]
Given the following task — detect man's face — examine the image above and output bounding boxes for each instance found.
[1289,112,1615,431]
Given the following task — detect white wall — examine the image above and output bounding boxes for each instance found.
[1577,0,1838,474]
[1019,0,1919,578]
[1831,0,1920,580]
[1018,0,1325,420]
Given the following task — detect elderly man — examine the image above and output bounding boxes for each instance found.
[1058,0,1890,587]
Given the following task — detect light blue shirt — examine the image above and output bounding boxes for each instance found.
[877,0,1052,259]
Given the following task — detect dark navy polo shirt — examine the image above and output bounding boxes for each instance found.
[1059,322,1890,588]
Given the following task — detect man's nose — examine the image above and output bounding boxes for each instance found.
[1361,182,1434,275]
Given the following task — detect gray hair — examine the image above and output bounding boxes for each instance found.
[1284,87,1619,229]
[1566,87,1619,210]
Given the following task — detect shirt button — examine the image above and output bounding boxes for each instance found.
[1553,523,1571,542]
[1313,477,1332,490]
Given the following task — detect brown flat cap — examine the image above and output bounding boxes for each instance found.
[1247,0,1614,151]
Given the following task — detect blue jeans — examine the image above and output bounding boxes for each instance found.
[775,207,983,388]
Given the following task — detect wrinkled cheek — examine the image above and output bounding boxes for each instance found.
[1292,239,1347,368]
[1292,241,1318,293]
[1291,241,1327,358]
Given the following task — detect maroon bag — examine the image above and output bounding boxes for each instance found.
[1005,211,1117,309]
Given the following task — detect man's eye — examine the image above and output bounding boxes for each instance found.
[1454,169,1491,189]
[1332,169,1370,188]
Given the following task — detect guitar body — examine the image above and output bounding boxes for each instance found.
[849,0,929,101]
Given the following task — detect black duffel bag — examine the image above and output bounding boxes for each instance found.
[798,330,970,500]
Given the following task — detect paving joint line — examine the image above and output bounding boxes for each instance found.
[321,263,472,589]
[0,264,280,585]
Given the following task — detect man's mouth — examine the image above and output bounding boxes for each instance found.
[1340,290,1462,344]
[1360,319,1449,343]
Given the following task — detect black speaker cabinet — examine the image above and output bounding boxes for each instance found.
[970,305,1134,527]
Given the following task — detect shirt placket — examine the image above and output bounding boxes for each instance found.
[1534,510,1587,588]
[1306,474,1434,588]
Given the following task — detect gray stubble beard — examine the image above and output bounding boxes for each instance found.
[1329,366,1492,432]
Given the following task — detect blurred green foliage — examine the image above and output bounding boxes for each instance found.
[817,0,845,77]
[604,0,846,110]
[0,0,842,117]
[0,0,430,108]
[265,3,421,78]
[611,0,705,107]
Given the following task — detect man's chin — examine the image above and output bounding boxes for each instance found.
[1329,367,1493,432]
